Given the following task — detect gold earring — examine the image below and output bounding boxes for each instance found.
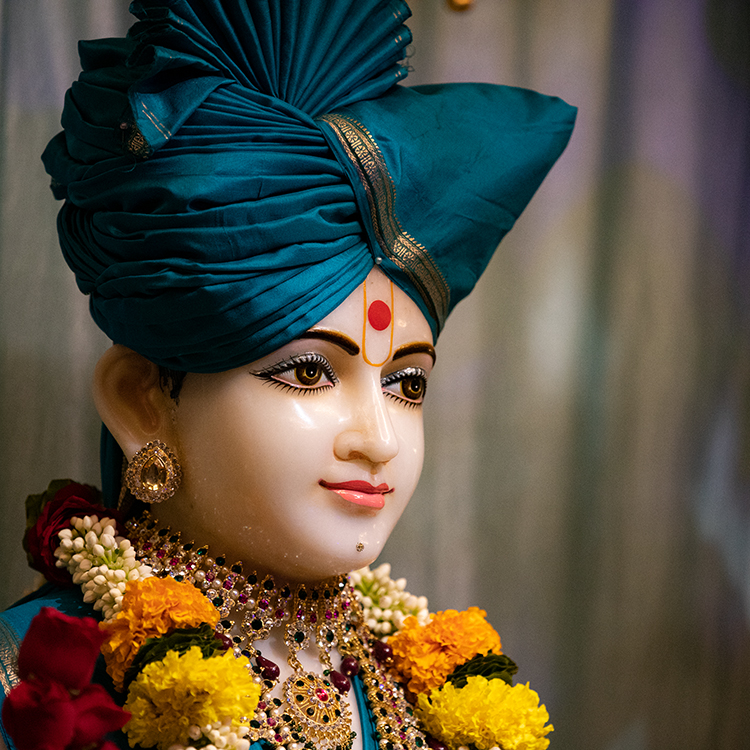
[124,440,182,504]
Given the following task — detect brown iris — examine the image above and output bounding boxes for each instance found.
[295,363,323,386]
[401,377,424,401]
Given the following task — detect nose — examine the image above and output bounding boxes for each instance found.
[334,382,399,467]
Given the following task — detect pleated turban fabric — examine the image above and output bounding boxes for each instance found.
[43,0,576,373]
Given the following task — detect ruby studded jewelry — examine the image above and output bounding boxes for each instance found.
[125,512,428,750]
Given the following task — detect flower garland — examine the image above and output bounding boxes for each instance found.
[4,480,553,750]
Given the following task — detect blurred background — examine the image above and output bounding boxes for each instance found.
[1,1,749,748]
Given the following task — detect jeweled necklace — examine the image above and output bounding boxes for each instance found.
[125,512,427,750]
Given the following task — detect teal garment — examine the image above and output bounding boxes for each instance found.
[42,0,575,372]
[0,584,379,750]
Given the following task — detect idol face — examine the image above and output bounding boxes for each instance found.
[162,269,435,582]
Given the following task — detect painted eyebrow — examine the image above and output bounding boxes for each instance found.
[392,342,436,364]
[298,329,360,356]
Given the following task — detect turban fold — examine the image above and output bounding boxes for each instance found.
[43,0,576,373]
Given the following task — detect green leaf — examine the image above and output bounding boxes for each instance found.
[445,652,518,689]
[123,622,225,689]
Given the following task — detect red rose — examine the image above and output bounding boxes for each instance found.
[4,610,130,750]
[2,679,128,750]
[18,608,106,691]
[23,481,118,585]
[1,678,76,750]
[68,683,130,747]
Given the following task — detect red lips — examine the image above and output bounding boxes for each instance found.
[320,481,392,493]
[319,480,392,509]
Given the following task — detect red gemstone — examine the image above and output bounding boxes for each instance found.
[427,738,448,750]
[256,655,280,681]
[267,717,277,727]
[330,670,351,694]
[214,632,233,651]
[340,656,360,677]
[368,300,392,331]
[371,640,394,665]
[315,687,329,702]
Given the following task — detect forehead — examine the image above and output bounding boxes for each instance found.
[313,268,432,354]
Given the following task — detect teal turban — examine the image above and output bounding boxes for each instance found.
[43,0,576,374]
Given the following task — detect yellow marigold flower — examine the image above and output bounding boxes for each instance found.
[100,576,219,690]
[389,607,501,695]
[124,647,260,750]
[417,675,553,750]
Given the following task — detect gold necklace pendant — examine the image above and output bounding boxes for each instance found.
[283,671,354,750]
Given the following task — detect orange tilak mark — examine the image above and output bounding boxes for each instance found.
[362,281,394,367]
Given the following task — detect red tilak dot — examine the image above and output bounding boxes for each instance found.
[368,300,392,331]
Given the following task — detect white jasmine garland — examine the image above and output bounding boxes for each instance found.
[351,563,430,636]
[167,719,251,750]
[54,514,152,622]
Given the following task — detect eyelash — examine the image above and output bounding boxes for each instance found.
[251,353,338,393]
[251,355,428,406]
[381,366,428,408]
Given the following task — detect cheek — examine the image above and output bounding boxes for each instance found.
[392,407,425,485]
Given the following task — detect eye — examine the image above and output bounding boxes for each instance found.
[251,353,338,393]
[381,367,428,407]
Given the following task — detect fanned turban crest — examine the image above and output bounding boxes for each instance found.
[43,0,576,373]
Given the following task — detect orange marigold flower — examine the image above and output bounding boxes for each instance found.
[389,607,502,696]
[100,576,218,690]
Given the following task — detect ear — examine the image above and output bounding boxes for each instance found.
[93,345,175,460]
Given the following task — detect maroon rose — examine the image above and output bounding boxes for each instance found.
[2,678,76,750]
[4,610,129,750]
[23,480,118,585]
[68,683,130,747]
[2,678,128,750]
[18,608,106,691]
